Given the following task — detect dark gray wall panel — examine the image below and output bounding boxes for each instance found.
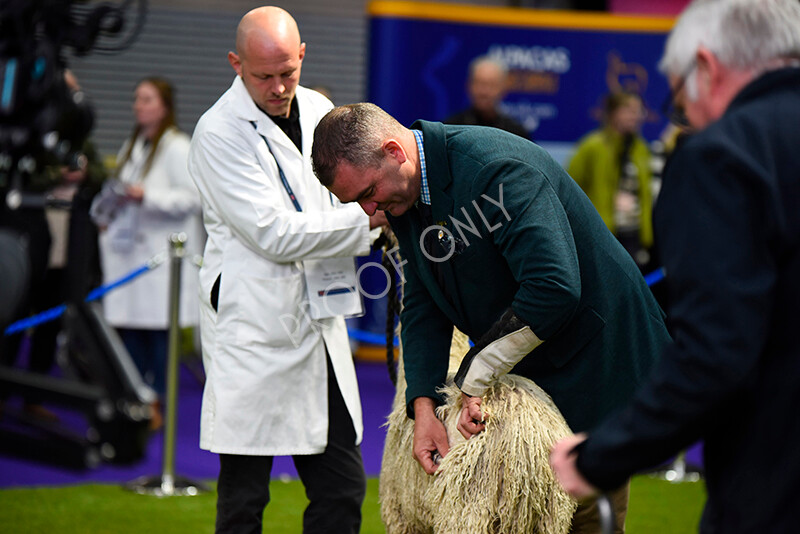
[66,1,507,158]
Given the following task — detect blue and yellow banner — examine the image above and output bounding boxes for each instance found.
[368,1,674,144]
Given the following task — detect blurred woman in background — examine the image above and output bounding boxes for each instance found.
[91,77,203,430]
[568,91,654,268]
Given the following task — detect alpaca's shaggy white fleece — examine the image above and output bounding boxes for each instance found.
[379,329,577,533]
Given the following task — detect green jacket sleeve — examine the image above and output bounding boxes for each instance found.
[400,254,454,417]
[474,159,582,340]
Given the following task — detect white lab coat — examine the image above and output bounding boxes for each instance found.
[95,128,203,329]
[188,78,372,455]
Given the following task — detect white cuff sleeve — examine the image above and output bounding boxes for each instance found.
[458,326,543,397]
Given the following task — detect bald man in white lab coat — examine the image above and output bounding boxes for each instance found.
[188,7,386,533]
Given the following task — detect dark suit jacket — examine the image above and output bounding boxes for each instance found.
[390,121,669,433]
[576,68,800,533]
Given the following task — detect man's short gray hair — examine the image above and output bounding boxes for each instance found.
[660,0,800,97]
[469,55,509,80]
[312,103,403,187]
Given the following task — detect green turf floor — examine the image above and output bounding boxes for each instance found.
[0,475,705,533]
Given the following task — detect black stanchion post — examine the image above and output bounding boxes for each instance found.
[126,233,208,496]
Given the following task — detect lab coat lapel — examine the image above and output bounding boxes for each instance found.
[230,77,308,211]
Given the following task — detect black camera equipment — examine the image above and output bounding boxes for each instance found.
[0,0,153,468]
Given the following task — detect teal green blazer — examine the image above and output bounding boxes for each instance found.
[390,121,669,432]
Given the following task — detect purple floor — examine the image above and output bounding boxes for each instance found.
[0,356,703,489]
[0,359,397,489]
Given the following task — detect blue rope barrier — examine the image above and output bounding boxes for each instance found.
[5,305,69,335]
[6,254,665,343]
[85,264,153,302]
[347,328,397,346]
[4,252,166,336]
[644,267,666,287]
[349,266,667,346]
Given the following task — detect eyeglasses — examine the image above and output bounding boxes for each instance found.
[660,61,696,128]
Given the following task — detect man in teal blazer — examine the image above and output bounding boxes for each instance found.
[312,103,669,529]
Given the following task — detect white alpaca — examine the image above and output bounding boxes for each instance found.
[379,329,577,534]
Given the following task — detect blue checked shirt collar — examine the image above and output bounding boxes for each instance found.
[412,129,430,205]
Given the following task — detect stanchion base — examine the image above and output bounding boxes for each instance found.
[650,459,702,483]
[125,474,210,497]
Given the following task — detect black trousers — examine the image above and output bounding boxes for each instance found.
[215,355,366,534]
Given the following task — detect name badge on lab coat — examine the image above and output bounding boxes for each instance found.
[303,257,363,320]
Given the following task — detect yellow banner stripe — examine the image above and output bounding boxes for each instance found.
[368,1,674,33]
